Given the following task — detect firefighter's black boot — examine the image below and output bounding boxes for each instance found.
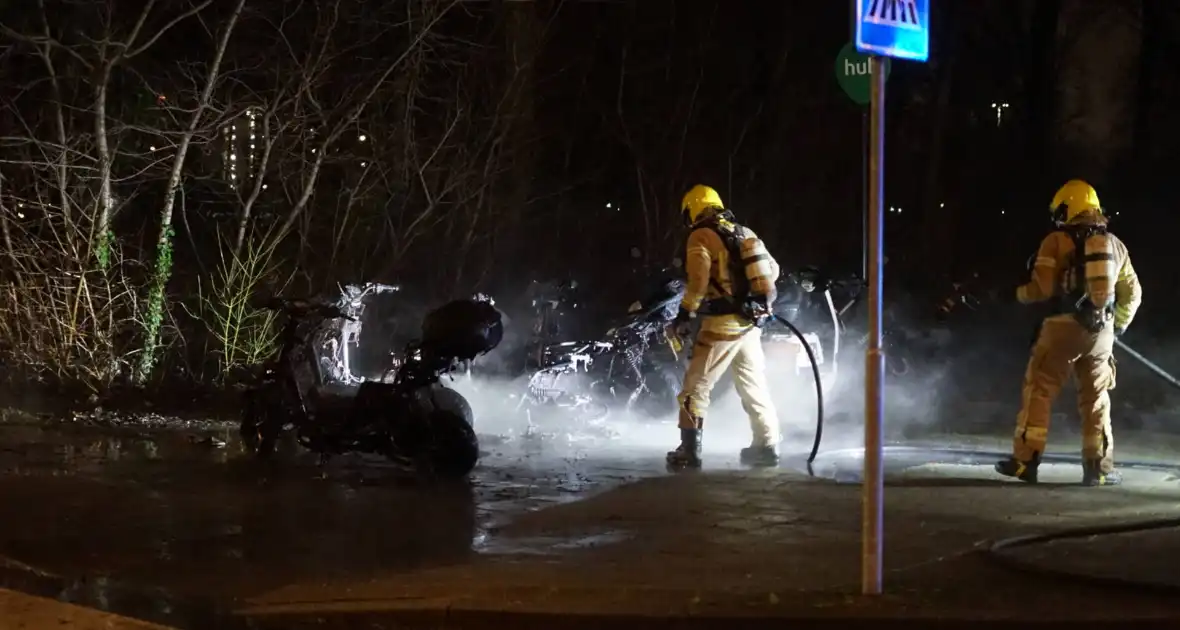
[666,428,702,470]
[1081,459,1122,486]
[739,443,780,467]
[995,452,1039,484]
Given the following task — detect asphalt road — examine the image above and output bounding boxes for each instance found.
[2,412,1179,629]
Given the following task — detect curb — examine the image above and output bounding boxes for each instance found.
[238,608,1180,629]
[0,587,176,630]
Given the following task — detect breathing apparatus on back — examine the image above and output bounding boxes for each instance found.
[681,185,778,326]
[1044,180,1117,332]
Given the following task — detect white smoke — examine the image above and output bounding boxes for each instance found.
[447,321,956,464]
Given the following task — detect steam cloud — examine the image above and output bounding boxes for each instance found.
[385,284,1180,466]
[438,298,962,464]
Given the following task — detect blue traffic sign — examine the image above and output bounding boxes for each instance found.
[854,0,929,62]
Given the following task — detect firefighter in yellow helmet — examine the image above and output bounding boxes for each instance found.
[666,185,782,469]
[995,180,1142,486]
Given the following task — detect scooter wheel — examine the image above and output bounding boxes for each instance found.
[422,408,480,478]
[428,384,475,426]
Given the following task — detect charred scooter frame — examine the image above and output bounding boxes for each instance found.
[312,282,401,386]
[518,277,685,425]
[240,296,501,477]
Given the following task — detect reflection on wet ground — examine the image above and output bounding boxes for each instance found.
[6,417,1180,629]
[0,420,667,628]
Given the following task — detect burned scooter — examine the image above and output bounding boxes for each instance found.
[240,295,502,477]
[311,282,402,387]
[517,272,686,429]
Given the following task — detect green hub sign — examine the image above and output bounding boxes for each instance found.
[834,42,891,106]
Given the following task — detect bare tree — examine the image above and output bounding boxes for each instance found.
[1,0,214,266]
[0,135,141,391]
[134,0,248,382]
[258,0,461,257]
[175,0,485,380]
[0,0,246,389]
[609,3,710,264]
[1054,0,1143,181]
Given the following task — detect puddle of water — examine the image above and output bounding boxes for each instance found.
[0,564,249,629]
[0,419,664,627]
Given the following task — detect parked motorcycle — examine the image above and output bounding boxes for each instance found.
[766,266,918,382]
[771,266,979,382]
[239,295,502,477]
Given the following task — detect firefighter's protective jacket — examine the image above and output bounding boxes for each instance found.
[1017,214,1142,331]
[681,220,779,336]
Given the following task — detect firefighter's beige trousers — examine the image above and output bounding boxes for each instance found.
[1013,317,1117,473]
[677,325,780,447]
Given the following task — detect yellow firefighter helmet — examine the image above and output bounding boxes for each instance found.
[681,184,725,227]
[1050,179,1102,223]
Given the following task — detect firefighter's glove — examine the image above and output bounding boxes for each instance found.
[743,295,772,328]
[670,307,695,340]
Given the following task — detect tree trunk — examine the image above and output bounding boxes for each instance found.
[1022,0,1061,191]
[497,0,541,281]
[92,62,116,269]
[1052,0,1143,185]
[135,0,246,383]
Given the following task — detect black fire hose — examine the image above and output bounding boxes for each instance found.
[1115,338,1180,392]
[808,445,1180,594]
[674,314,825,464]
[987,515,1180,595]
[973,337,1180,594]
[984,443,1180,593]
[985,339,1180,593]
[768,314,825,465]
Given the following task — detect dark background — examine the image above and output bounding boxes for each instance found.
[0,0,1177,403]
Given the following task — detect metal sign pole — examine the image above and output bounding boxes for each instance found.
[861,109,869,280]
[854,0,928,598]
[862,53,886,596]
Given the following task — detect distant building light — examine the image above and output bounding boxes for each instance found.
[991,101,1010,125]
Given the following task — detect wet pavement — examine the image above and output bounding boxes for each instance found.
[1004,525,1180,590]
[0,418,676,627]
[0,587,172,629]
[2,416,1180,628]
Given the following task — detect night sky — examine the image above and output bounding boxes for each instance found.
[2,0,1178,326]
